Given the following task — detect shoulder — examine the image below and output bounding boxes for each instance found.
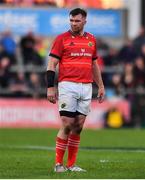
[55,31,70,41]
[85,32,96,41]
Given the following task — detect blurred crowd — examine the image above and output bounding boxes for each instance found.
[0,0,124,9]
[0,27,145,97]
[0,27,145,127]
[0,31,47,98]
[97,27,145,99]
[0,0,57,6]
[97,27,145,127]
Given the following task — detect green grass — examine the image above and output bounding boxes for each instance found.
[1,128,145,178]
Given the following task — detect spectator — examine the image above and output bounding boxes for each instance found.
[133,26,145,54]
[0,57,11,88]
[97,38,109,57]
[121,63,135,102]
[118,39,137,63]
[28,72,44,98]
[0,0,5,4]
[103,48,119,66]
[0,31,17,55]
[9,72,29,97]
[35,36,48,60]
[104,107,124,128]
[129,57,145,127]
[102,48,119,87]
[131,89,145,128]
[20,32,43,65]
[20,31,35,64]
[122,62,135,94]
[16,0,34,6]
[111,73,123,97]
[121,63,135,127]
[0,43,17,65]
[133,56,145,87]
[140,43,145,62]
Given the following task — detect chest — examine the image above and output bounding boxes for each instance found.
[63,37,95,57]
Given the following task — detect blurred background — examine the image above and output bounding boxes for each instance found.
[0,0,145,129]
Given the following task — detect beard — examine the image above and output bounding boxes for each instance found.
[71,26,83,35]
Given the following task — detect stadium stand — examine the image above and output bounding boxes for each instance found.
[0,1,145,127]
[1,29,145,98]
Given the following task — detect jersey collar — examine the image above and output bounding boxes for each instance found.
[68,30,87,37]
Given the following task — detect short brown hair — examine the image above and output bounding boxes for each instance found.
[69,8,87,18]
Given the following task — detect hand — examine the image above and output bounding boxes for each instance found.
[97,86,105,103]
[47,87,57,104]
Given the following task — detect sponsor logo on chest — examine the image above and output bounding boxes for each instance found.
[71,48,92,57]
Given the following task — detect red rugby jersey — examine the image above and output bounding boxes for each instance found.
[49,30,98,83]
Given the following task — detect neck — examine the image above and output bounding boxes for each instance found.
[70,30,84,36]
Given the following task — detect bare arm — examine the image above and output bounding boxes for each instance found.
[47,57,59,71]
[47,57,59,104]
[92,60,105,103]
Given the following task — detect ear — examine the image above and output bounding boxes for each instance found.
[84,20,87,25]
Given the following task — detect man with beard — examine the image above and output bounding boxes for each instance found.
[46,8,105,172]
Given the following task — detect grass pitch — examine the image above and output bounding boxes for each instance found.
[0,128,145,179]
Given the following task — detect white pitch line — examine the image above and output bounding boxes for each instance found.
[0,145,55,151]
[1,145,145,153]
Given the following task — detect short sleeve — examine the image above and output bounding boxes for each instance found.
[49,35,63,60]
[92,38,98,61]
